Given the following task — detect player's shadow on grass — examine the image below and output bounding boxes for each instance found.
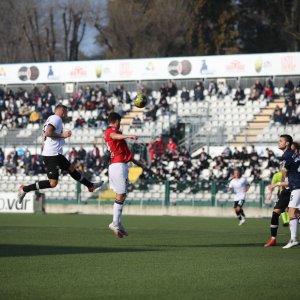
[143,243,265,248]
[0,244,156,258]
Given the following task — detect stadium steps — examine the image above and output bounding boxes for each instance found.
[121,106,144,125]
[231,98,285,146]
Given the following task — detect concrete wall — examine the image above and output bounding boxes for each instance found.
[45,204,274,218]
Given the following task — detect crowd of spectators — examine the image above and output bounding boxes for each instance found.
[0,85,56,130]
[272,79,300,125]
[0,84,133,131]
[0,144,106,180]
[139,138,280,185]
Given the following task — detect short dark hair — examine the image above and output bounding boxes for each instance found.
[292,142,299,151]
[55,104,68,111]
[108,112,121,124]
[280,134,293,148]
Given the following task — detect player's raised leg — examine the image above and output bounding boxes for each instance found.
[68,163,103,192]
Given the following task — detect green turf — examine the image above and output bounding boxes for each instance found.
[0,213,299,300]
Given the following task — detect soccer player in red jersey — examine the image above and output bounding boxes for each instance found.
[104,112,145,238]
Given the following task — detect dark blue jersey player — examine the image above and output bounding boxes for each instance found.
[279,134,300,248]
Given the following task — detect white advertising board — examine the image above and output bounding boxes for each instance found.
[0,192,34,213]
[0,52,299,85]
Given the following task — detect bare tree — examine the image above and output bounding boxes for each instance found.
[61,0,89,61]
[45,7,57,61]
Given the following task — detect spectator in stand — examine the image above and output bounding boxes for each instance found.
[144,98,157,121]
[194,80,204,92]
[283,79,295,96]
[154,137,165,158]
[181,87,190,102]
[194,86,204,101]
[97,112,108,127]
[240,147,249,160]
[77,145,86,163]
[272,105,285,125]
[86,150,96,170]
[120,89,131,103]
[69,147,77,163]
[255,80,264,95]
[85,99,96,111]
[233,147,241,159]
[217,82,229,99]
[0,148,4,167]
[208,80,218,96]
[233,86,246,105]
[266,78,274,93]
[92,144,100,160]
[167,81,177,97]
[285,100,297,124]
[5,155,16,175]
[148,139,155,164]
[158,96,169,110]
[166,138,177,154]
[113,85,123,98]
[75,116,86,128]
[223,146,232,159]
[159,83,168,99]
[262,83,274,102]
[249,84,260,101]
[22,151,31,175]
[87,117,97,128]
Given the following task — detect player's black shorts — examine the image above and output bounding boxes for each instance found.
[43,154,71,180]
[234,200,245,208]
[274,189,291,212]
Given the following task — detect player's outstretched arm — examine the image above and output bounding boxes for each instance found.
[110,132,137,141]
[45,125,72,139]
[268,181,288,191]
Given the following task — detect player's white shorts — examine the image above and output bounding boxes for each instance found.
[288,189,300,209]
[109,163,129,194]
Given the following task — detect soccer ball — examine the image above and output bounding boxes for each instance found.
[133,94,147,108]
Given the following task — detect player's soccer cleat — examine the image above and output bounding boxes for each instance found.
[238,219,246,226]
[88,181,104,192]
[283,222,289,227]
[264,238,276,247]
[119,224,128,237]
[109,223,123,238]
[17,185,26,204]
[282,239,299,249]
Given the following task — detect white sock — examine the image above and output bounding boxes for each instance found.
[113,201,123,227]
[289,218,298,240]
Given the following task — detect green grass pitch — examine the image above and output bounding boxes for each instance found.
[0,213,299,300]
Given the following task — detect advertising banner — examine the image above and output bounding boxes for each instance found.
[0,52,299,85]
[0,192,34,213]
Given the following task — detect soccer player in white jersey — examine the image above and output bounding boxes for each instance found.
[228,168,250,225]
[17,104,103,203]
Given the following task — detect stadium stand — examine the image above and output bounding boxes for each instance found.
[0,76,299,205]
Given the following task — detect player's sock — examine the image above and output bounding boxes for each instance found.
[69,170,92,187]
[281,212,290,224]
[113,200,123,227]
[270,211,279,237]
[289,216,298,240]
[23,180,51,192]
[235,211,242,220]
[240,209,245,218]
